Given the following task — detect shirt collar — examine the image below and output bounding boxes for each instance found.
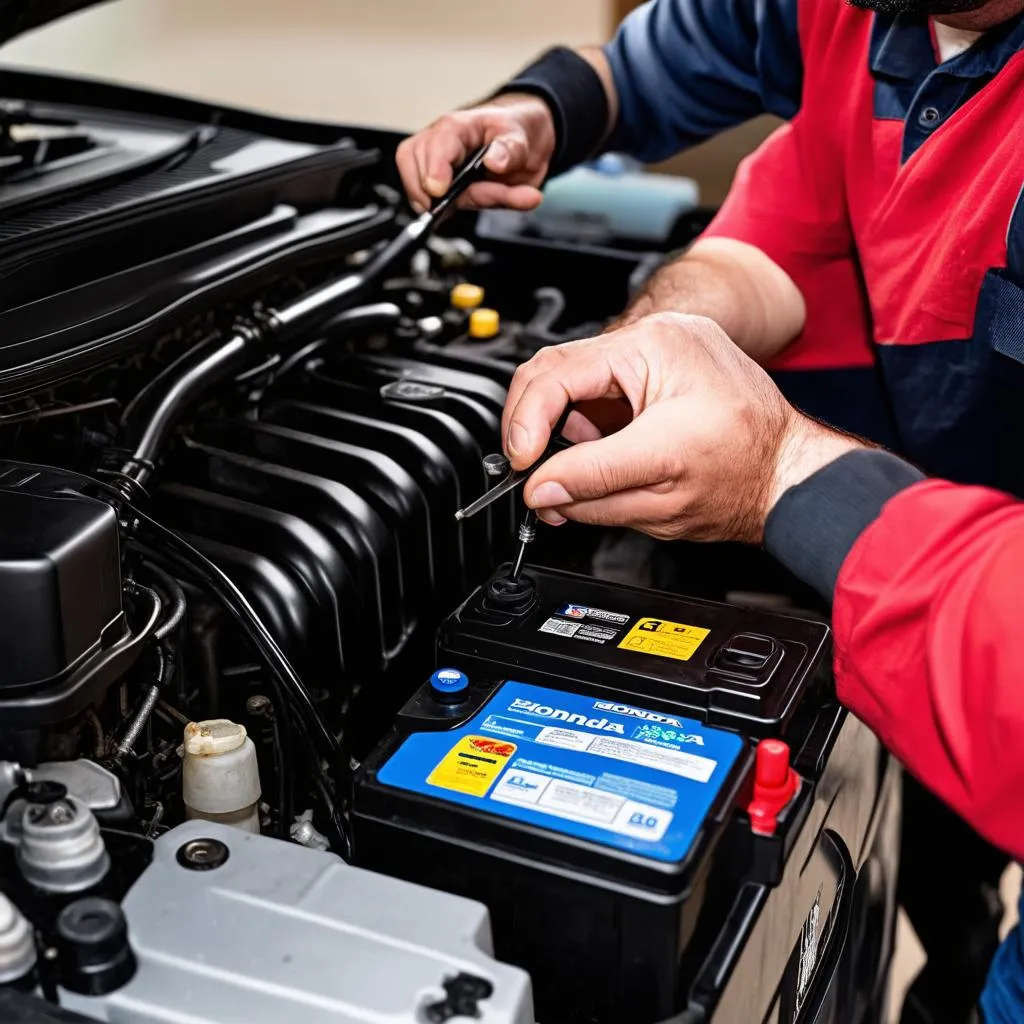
[870,11,1024,82]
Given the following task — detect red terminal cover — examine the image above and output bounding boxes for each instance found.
[747,739,800,836]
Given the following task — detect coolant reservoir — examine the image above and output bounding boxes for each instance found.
[182,720,261,834]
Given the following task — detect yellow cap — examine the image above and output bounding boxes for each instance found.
[468,308,501,340]
[450,283,485,311]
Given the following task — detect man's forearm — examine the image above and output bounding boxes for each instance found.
[611,238,806,363]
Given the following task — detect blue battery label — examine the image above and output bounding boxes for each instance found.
[376,681,745,863]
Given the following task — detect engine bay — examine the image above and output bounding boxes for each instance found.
[0,71,901,1024]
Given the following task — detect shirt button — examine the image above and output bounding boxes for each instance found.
[918,106,942,128]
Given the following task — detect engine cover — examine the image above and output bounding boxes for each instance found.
[61,820,534,1024]
[0,468,123,691]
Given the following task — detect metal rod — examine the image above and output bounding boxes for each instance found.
[509,510,537,582]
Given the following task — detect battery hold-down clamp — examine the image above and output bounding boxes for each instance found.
[747,739,801,837]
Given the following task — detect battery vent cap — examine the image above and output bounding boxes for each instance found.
[430,668,469,705]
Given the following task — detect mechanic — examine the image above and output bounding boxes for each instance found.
[398,2,1024,1020]
[499,314,1024,1024]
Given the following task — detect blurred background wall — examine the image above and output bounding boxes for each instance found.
[0,0,775,204]
[2,0,608,128]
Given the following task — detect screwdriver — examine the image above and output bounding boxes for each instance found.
[455,404,576,522]
[455,405,576,581]
[508,508,537,583]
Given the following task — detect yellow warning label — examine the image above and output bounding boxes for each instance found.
[618,617,710,662]
[426,735,517,797]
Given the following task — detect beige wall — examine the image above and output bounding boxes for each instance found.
[2,0,608,131]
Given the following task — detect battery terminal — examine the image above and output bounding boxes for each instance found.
[747,739,800,837]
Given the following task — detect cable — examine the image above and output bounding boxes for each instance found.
[117,150,488,493]
[48,465,336,762]
[113,583,164,762]
[120,331,250,490]
[135,544,294,838]
[0,398,121,426]
[118,331,221,431]
[116,684,161,762]
[122,580,163,651]
[92,476,342,768]
[143,560,187,642]
[269,708,292,841]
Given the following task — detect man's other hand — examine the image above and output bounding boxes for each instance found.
[396,94,556,214]
[501,313,862,543]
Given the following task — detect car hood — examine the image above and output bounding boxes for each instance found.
[0,0,110,46]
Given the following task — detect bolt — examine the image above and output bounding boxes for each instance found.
[246,695,272,718]
[26,797,74,827]
[48,804,72,826]
[483,453,509,478]
[176,838,230,872]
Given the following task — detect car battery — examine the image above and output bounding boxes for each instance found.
[353,566,832,1024]
[440,563,830,735]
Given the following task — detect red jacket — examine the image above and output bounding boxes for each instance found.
[835,479,1024,860]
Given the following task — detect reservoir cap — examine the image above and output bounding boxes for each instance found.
[468,309,500,340]
[451,283,484,310]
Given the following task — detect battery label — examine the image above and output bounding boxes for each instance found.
[556,603,630,626]
[619,617,710,662]
[539,618,619,644]
[491,770,673,843]
[377,681,744,863]
[426,735,517,797]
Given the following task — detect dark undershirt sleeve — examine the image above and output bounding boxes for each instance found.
[763,449,926,599]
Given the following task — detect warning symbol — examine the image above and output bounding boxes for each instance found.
[427,735,516,797]
[619,617,710,662]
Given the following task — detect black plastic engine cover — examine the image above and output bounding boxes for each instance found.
[0,465,123,690]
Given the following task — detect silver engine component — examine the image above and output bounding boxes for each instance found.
[0,892,35,984]
[62,820,535,1024]
[0,761,123,849]
[30,761,122,813]
[16,795,110,895]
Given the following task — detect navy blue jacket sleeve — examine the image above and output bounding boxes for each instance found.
[602,0,803,163]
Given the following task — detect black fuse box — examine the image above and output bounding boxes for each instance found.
[353,565,833,1024]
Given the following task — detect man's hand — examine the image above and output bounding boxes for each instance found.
[501,313,862,542]
[396,94,556,214]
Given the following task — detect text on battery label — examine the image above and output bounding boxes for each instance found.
[557,603,630,625]
[531,726,717,784]
[539,618,580,637]
[619,617,710,662]
[376,680,745,864]
[508,697,626,734]
[491,769,673,842]
[539,617,619,644]
[425,735,517,797]
[593,702,686,728]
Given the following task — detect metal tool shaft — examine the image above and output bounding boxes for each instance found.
[509,510,538,582]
